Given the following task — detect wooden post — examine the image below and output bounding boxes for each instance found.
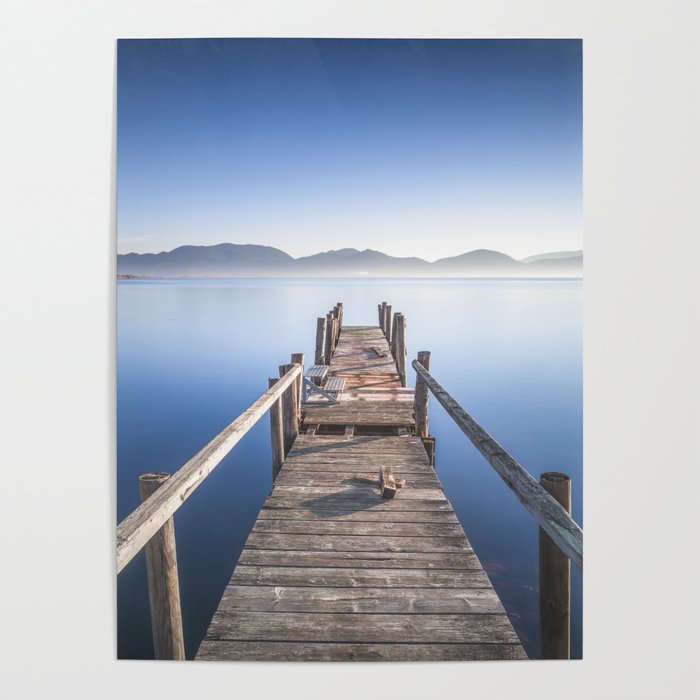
[414,351,431,437]
[138,472,185,661]
[395,314,406,386]
[290,352,304,421]
[269,378,285,480]
[331,317,339,352]
[539,472,572,660]
[336,302,343,328]
[315,317,326,365]
[390,313,396,357]
[278,364,299,455]
[380,301,387,334]
[421,436,436,467]
[385,304,393,347]
[324,313,334,364]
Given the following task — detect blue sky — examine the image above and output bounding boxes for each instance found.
[117,39,581,260]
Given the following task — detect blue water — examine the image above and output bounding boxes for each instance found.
[117,278,582,660]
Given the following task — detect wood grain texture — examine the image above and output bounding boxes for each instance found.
[194,325,526,661]
[196,640,528,662]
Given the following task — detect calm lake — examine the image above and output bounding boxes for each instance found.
[117,278,582,660]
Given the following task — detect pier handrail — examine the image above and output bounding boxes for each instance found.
[411,359,583,569]
[117,363,303,574]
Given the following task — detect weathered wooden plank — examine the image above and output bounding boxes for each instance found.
[273,472,440,487]
[262,496,455,512]
[243,532,473,553]
[232,565,492,588]
[412,359,583,569]
[196,640,528,662]
[116,364,302,574]
[205,612,520,644]
[236,549,478,569]
[268,486,446,500]
[251,519,464,538]
[257,507,460,523]
[216,585,504,614]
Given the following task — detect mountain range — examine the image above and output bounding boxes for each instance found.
[117,243,582,278]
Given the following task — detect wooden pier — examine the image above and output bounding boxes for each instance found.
[195,311,526,661]
[117,302,582,662]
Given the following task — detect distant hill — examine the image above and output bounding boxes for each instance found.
[117,243,294,277]
[520,250,583,263]
[433,249,522,275]
[117,243,582,278]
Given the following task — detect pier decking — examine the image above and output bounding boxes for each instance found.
[195,322,527,661]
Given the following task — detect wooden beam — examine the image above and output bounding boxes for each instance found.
[411,359,583,569]
[414,351,431,437]
[385,304,393,347]
[394,314,406,387]
[139,472,185,660]
[116,364,302,573]
[336,302,343,328]
[290,353,305,422]
[315,317,326,365]
[540,472,571,659]
[269,377,285,481]
[278,364,299,456]
[324,313,334,364]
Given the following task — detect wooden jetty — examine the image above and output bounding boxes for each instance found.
[117,301,582,662]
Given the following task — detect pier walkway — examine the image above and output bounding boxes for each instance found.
[195,320,526,661]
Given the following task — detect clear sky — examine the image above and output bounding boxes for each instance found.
[117,39,581,260]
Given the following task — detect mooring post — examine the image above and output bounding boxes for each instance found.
[278,364,299,455]
[395,313,407,386]
[331,316,339,352]
[315,317,326,365]
[380,301,387,334]
[385,304,393,347]
[414,351,431,437]
[138,472,185,661]
[268,377,285,480]
[290,352,304,421]
[324,313,334,364]
[336,302,343,328]
[377,303,383,330]
[391,313,398,358]
[539,471,572,660]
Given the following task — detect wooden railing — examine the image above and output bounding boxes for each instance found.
[116,361,303,659]
[411,358,583,568]
[411,356,582,659]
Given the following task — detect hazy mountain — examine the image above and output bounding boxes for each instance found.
[117,243,582,278]
[432,249,522,275]
[524,254,583,275]
[520,250,583,263]
[117,243,294,277]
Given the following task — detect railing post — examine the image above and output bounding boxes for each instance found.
[391,313,399,358]
[539,472,572,660]
[377,303,383,331]
[395,313,406,386]
[268,377,285,480]
[290,352,304,421]
[380,301,387,334]
[324,313,334,364]
[336,302,343,328]
[278,364,299,455]
[315,317,326,365]
[414,351,431,437]
[385,304,393,347]
[138,472,185,660]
